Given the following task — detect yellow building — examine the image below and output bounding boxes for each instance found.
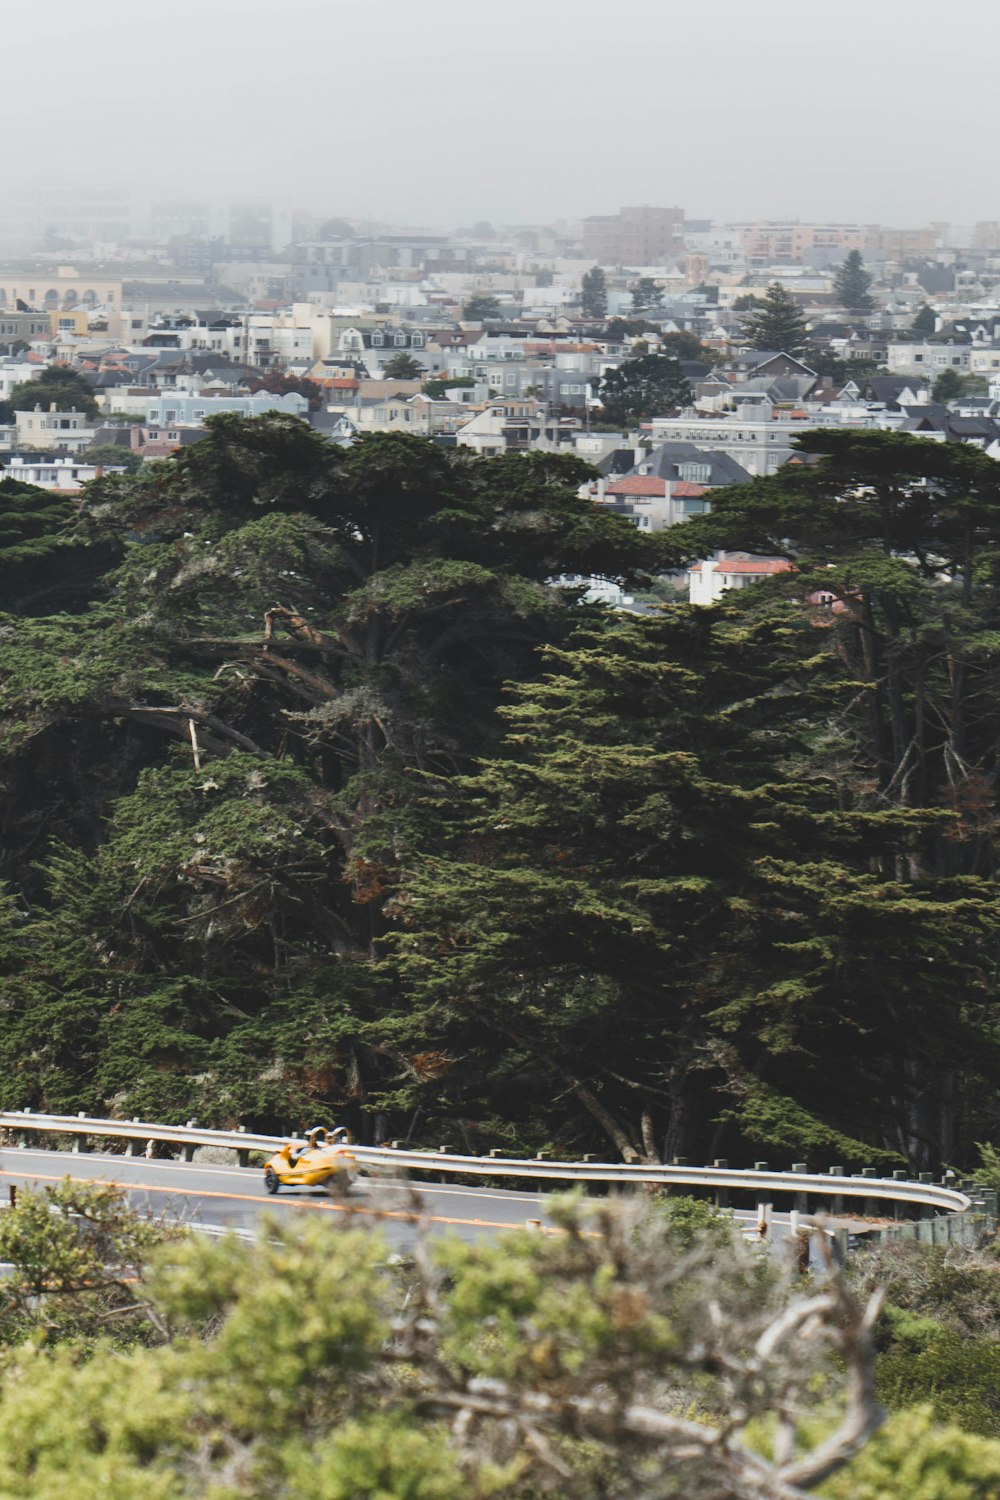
[0,265,122,311]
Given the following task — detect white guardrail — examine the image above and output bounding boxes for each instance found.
[0,1110,975,1217]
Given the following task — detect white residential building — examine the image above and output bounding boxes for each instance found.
[885,341,972,377]
[106,391,309,424]
[648,401,898,476]
[688,555,795,606]
[4,455,127,490]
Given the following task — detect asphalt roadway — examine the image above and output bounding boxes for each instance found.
[0,1146,812,1252]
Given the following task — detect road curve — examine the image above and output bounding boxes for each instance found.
[0,1147,797,1249]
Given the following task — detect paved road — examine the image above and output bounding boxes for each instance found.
[0,1147,819,1253]
[0,1147,566,1248]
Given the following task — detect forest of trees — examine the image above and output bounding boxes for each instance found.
[4,416,1000,1178]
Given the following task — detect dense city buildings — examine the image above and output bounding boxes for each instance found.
[2,194,1000,613]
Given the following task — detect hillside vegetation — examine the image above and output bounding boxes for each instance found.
[3,418,1000,1174]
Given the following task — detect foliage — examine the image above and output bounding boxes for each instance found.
[5,364,99,419]
[833,249,875,314]
[6,414,1000,1175]
[0,1198,918,1500]
[423,376,475,399]
[0,476,113,614]
[597,353,692,423]
[820,1405,1000,1500]
[85,443,143,473]
[581,266,607,320]
[389,599,994,1167]
[0,419,656,1126]
[933,367,965,403]
[910,303,937,338]
[659,330,715,363]
[0,1178,173,1346]
[630,277,664,313]
[462,295,502,321]
[382,351,426,380]
[741,282,808,354]
[605,317,660,340]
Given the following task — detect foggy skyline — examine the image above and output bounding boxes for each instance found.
[8,0,1000,231]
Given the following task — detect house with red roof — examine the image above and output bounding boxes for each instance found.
[688,553,794,606]
[599,472,710,532]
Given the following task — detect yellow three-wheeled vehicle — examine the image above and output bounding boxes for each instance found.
[263,1126,357,1197]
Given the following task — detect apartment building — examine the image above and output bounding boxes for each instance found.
[582,206,685,266]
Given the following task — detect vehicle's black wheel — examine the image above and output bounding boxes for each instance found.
[327,1171,351,1200]
[264,1166,280,1195]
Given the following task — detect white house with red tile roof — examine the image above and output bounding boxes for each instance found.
[599,473,709,532]
[688,553,794,606]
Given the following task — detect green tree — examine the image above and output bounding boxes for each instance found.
[670,428,1000,1165]
[833,249,875,314]
[0,476,113,614]
[933,367,965,403]
[381,351,426,379]
[606,316,660,341]
[6,364,99,420]
[742,282,808,353]
[910,303,937,338]
[581,266,607,319]
[630,276,664,313]
[85,443,143,473]
[390,602,992,1167]
[462,294,502,320]
[597,353,692,423]
[0,418,657,1124]
[0,1178,172,1347]
[659,330,715,362]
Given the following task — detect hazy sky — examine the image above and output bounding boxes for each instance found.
[13,0,1000,229]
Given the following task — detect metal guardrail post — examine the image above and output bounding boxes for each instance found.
[892,1168,907,1220]
[792,1163,808,1214]
[714,1159,729,1209]
[918,1172,934,1219]
[72,1111,89,1154]
[236,1125,249,1169]
[754,1162,770,1223]
[828,1165,844,1217]
[181,1120,198,1163]
[126,1118,144,1157]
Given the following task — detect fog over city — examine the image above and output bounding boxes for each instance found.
[7,0,998,227]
